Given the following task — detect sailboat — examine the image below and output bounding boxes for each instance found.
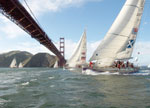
[66,30,87,69]
[18,62,23,68]
[54,60,58,68]
[147,64,150,68]
[86,0,145,73]
[10,58,17,68]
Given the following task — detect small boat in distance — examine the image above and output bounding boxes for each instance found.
[85,0,145,74]
[54,60,58,68]
[10,58,17,68]
[18,62,23,68]
[147,64,150,68]
[66,29,87,70]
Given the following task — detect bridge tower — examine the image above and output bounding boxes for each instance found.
[59,37,65,67]
[60,38,65,57]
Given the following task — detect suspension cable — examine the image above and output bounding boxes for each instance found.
[23,0,59,45]
[23,0,42,28]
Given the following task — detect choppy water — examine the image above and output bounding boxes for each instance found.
[0,68,150,108]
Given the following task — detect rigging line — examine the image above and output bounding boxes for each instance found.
[23,0,58,45]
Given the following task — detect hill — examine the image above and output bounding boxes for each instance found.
[24,53,56,67]
[0,51,33,67]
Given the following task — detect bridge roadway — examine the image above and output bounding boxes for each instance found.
[0,0,65,66]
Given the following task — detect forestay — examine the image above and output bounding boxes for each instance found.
[90,0,145,67]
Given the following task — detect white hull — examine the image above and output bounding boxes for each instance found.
[83,67,139,74]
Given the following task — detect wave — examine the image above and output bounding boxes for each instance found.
[30,79,37,82]
[50,85,55,88]
[132,72,150,76]
[0,98,10,105]
[48,76,55,80]
[82,69,119,76]
[21,82,29,86]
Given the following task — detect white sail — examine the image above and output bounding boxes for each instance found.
[148,64,150,68]
[67,30,86,68]
[18,62,23,68]
[90,0,145,67]
[54,61,58,68]
[116,0,145,60]
[10,58,17,68]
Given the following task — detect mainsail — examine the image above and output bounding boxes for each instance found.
[10,58,17,68]
[67,30,86,68]
[90,0,145,67]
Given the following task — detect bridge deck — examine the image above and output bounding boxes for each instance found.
[0,0,65,66]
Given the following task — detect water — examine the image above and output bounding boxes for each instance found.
[0,68,150,108]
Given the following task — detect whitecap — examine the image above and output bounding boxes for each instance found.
[48,77,54,80]
[132,72,150,76]
[21,82,29,86]
[82,69,120,76]
[50,85,55,88]
[0,98,9,105]
[30,79,37,82]
[82,69,102,76]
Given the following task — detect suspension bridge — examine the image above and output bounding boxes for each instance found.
[0,0,66,67]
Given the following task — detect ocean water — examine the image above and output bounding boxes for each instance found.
[0,68,150,108]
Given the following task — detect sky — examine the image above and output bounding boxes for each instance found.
[0,0,150,65]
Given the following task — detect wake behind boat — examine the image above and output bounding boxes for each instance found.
[84,0,145,74]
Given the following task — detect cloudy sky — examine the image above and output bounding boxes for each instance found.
[0,0,150,65]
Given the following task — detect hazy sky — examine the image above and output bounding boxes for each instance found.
[0,0,150,65]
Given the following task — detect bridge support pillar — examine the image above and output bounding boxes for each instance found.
[59,37,65,67]
[60,38,65,57]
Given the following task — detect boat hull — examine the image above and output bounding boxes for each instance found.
[83,67,139,74]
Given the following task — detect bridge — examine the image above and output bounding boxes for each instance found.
[0,0,65,67]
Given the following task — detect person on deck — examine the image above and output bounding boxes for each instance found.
[89,61,93,68]
[131,63,134,68]
[126,61,129,68]
[118,63,121,69]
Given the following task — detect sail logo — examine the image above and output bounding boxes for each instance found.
[127,39,135,48]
